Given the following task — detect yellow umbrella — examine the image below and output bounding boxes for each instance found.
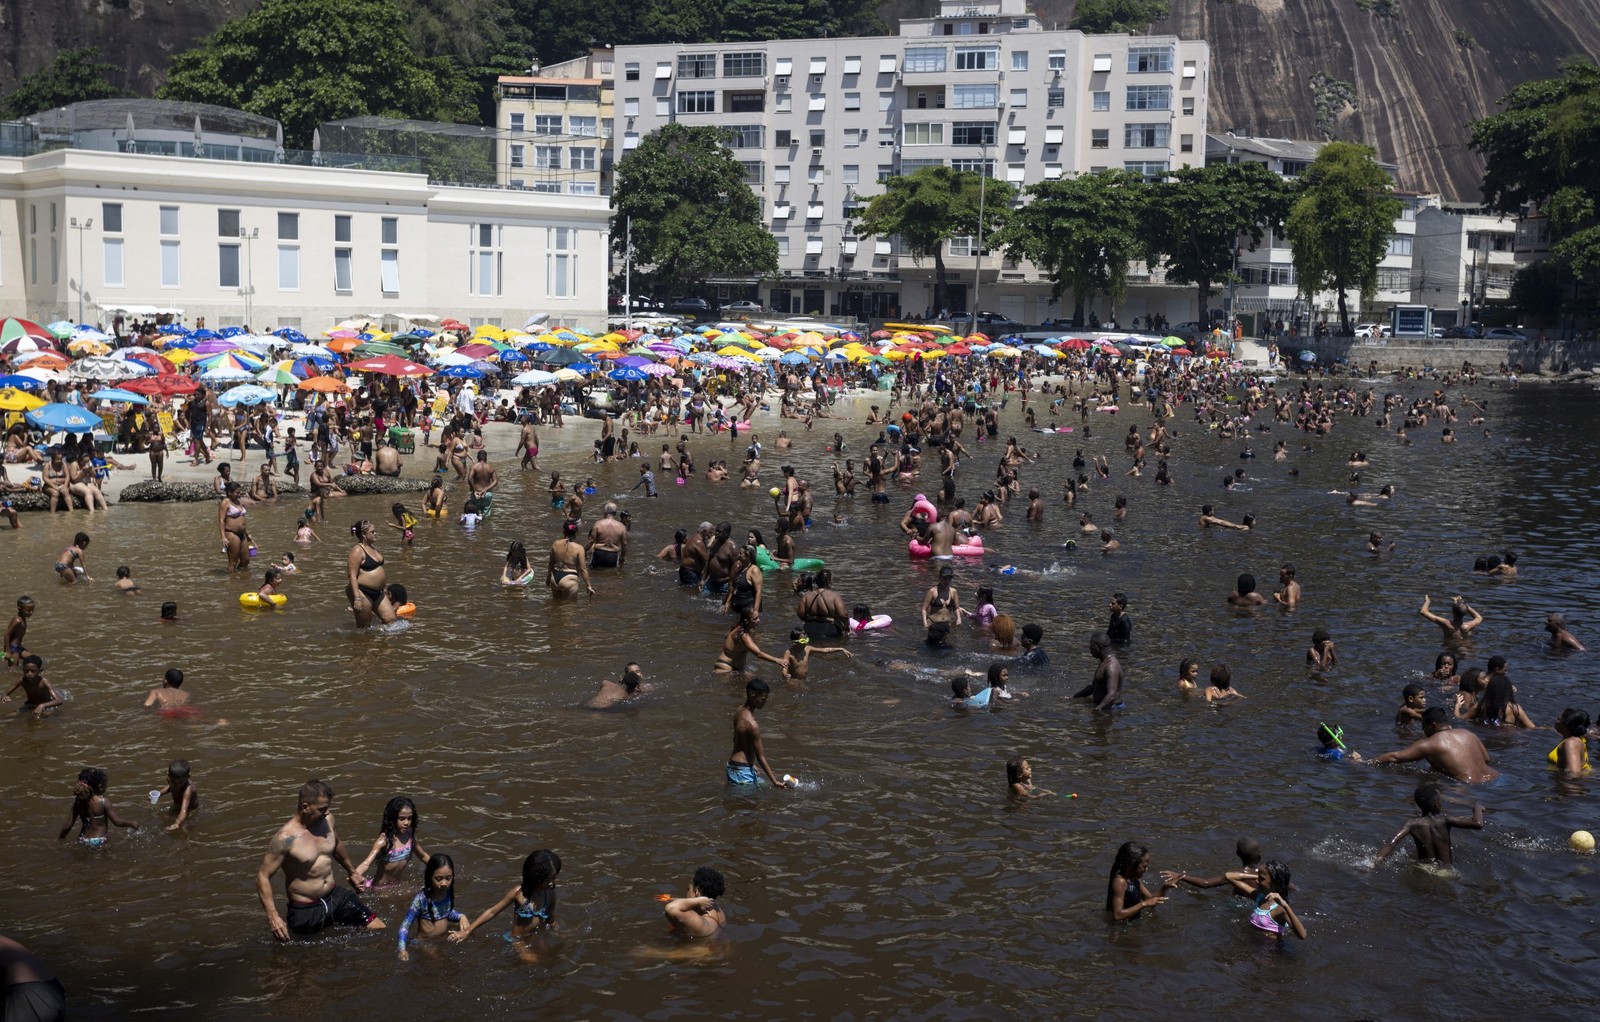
[716,346,760,360]
[553,367,587,382]
[473,325,509,341]
[0,387,46,411]
[164,348,198,365]
[67,338,111,356]
[796,331,825,347]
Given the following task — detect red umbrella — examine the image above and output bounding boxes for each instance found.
[1097,344,1119,355]
[124,374,199,397]
[348,354,435,377]
[126,352,178,375]
[453,342,498,359]
[944,342,973,356]
[1058,338,1093,350]
[1171,347,1193,356]
[440,319,469,331]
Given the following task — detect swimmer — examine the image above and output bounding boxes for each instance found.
[1550,708,1592,778]
[276,552,298,574]
[113,566,140,593]
[55,532,93,584]
[780,629,852,685]
[144,668,190,711]
[1105,842,1178,922]
[1545,612,1585,651]
[155,759,200,831]
[1228,573,1268,606]
[501,541,536,586]
[586,662,652,709]
[546,521,595,598]
[1272,564,1300,608]
[1073,633,1122,712]
[1395,683,1427,724]
[1175,658,1200,692]
[256,567,284,606]
[1203,663,1244,704]
[3,655,61,718]
[663,867,726,938]
[354,796,428,888]
[396,853,466,960]
[160,602,179,623]
[295,512,321,545]
[5,595,35,666]
[1317,722,1362,762]
[1227,861,1306,939]
[715,609,786,674]
[1373,782,1483,868]
[451,848,561,943]
[387,503,417,546]
[1419,595,1483,642]
[1198,505,1248,530]
[1306,628,1336,670]
[1373,707,1499,783]
[726,677,794,787]
[59,767,138,845]
[1162,837,1264,892]
[1006,758,1055,799]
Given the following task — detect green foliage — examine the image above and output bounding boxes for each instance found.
[1070,0,1171,33]
[852,166,1015,314]
[611,123,778,296]
[393,0,534,125]
[1284,142,1402,335]
[1143,162,1293,320]
[1354,0,1400,18]
[1511,259,1572,324]
[1310,71,1358,137]
[1472,61,1600,274]
[158,0,478,150]
[0,47,127,120]
[996,171,1147,322]
[1453,27,1475,49]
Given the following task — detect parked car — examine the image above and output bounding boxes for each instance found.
[721,300,764,315]
[668,297,712,315]
[1484,327,1528,340]
[1354,323,1391,339]
[608,294,664,314]
[967,311,1026,333]
[1167,321,1210,343]
[1442,325,1483,339]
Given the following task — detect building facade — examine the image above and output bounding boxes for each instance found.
[1412,203,1519,326]
[0,107,609,331]
[496,50,616,196]
[610,0,1208,323]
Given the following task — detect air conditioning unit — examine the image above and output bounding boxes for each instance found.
[811,147,823,157]
[811,74,824,84]
[776,75,789,87]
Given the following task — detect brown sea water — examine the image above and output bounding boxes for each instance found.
[4,381,1599,1020]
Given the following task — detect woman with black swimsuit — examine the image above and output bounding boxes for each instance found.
[346,520,397,628]
[724,545,763,617]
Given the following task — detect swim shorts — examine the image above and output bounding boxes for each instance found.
[591,548,620,569]
[726,761,763,785]
[286,885,376,935]
[4,978,66,1022]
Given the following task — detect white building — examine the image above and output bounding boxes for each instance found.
[1205,132,1435,332]
[1412,203,1519,325]
[0,101,610,331]
[610,0,1208,323]
[495,50,616,195]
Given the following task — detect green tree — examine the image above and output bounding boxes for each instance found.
[159,0,478,150]
[1471,60,1600,274]
[1511,259,1571,325]
[1070,0,1171,33]
[0,47,127,120]
[611,123,778,297]
[1284,142,1400,335]
[852,165,1015,316]
[1143,162,1293,322]
[995,171,1146,326]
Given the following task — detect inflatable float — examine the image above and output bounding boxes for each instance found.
[851,614,893,632]
[394,602,416,618]
[755,547,824,572]
[239,592,287,609]
[909,535,985,558]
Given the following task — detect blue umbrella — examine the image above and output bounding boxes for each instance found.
[157,323,189,335]
[190,329,221,341]
[608,366,648,382]
[0,373,44,391]
[89,388,149,406]
[219,326,249,338]
[273,327,307,342]
[217,385,278,407]
[500,349,530,363]
[523,342,555,352]
[437,365,485,379]
[778,352,810,365]
[26,403,98,433]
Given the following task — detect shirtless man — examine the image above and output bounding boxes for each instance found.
[1373,707,1499,783]
[248,462,278,502]
[1373,782,1484,867]
[256,779,384,941]
[726,677,794,787]
[678,521,714,587]
[714,608,786,674]
[467,451,497,507]
[585,662,650,709]
[546,520,595,598]
[1228,573,1269,606]
[587,503,628,568]
[1545,612,1585,651]
[917,517,957,558]
[519,420,540,471]
[143,668,190,710]
[1419,595,1483,642]
[374,441,402,478]
[1199,504,1249,530]
[1273,564,1301,608]
[701,522,739,595]
[1072,632,1123,712]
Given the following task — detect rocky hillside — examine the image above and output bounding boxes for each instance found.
[5,0,1598,200]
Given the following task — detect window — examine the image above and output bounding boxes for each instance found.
[808,95,826,111]
[101,202,122,233]
[1045,126,1064,143]
[1180,133,1194,153]
[534,145,561,169]
[728,91,764,113]
[952,121,996,146]
[727,125,764,148]
[1092,91,1110,111]
[1280,159,1310,177]
[808,57,826,75]
[775,58,793,75]
[741,161,765,185]
[1128,46,1172,73]
[1124,122,1168,148]
[776,129,792,147]
[382,217,398,246]
[1387,234,1413,257]
[470,223,500,296]
[1011,51,1029,71]
[218,209,240,238]
[655,98,670,116]
[844,56,862,75]
[548,227,576,298]
[775,94,792,112]
[775,236,789,257]
[723,52,765,77]
[509,112,525,133]
[335,214,352,244]
[678,53,716,78]
[900,158,943,173]
[950,235,976,256]
[877,164,894,182]
[219,244,240,288]
[954,46,998,71]
[624,62,640,81]
[951,158,995,177]
[1006,163,1025,182]
[804,237,823,255]
[879,91,896,112]
[1091,129,1109,149]
[809,130,825,147]
[1048,50,1066,71]
[103,239,124,287]
[1182,96,1195,115]
[334,248,353,292]
[774,166,791,183]
[571,147,597,171]
[1007,127,1026,145]
[878,127,896,147]
[623,131,640,150]
[773,203,793,219]
[1183,59,1198,79]
[278,245,300,290]
[904,47,946,73]
[952,84,997,108]
[840,165,859,186]
[160,240,180,287]
[844,92,861,111]
[1124,160,1169,180]
[1044,163,1063,179]
[623,97,639,117]
[510,143,525,168]
[655,62,672,80]
[1092,54,1113,73]
[381,249,400,294]
[1126,85,1171,110]
[805,165,824,184]
[879,55,898,73]
[677,91,715,114]
[569,182,597,195]
[1008,88,1028,107]
[569,116,598,137]
[903,123,944,145]
[1047,89,1065,108]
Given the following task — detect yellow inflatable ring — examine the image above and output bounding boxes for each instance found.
[240,592,288,609]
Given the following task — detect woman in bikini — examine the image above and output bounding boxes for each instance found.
[921,566,967,629]
[69,449,110,511]
[346,519,397,628]
[218,483,252,573]
[714,608,786,674]
[723,545,764,618]
[41,449,70,512]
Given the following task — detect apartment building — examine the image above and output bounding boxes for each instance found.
[611,0,1208,323]
[496,50,616,196]
[1412,203,1519,326]
[1205,132,1435,332]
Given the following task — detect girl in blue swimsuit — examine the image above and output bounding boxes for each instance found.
[451,848,561,945]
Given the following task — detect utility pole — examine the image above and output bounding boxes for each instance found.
[239,227,258,329]
[623,216,633,332]
[69,216,94,323]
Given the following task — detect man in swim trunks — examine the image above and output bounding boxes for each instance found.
[678,522,713,587]
[256,779,384,941]
[1072,632,1123,712]
[374,440,402,478]
[702,522,738,595]
[0,933,66,1022]
[727,677,794,787]
[467,451,497,513]
[547,521,595,598]
[587,503,628,568]
[1373,782,1483,867]
[1373,707,1499,783]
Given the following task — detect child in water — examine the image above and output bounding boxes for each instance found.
[114,566,141,593]
[1006,757,1055,799]
[388,503,417,546]
[155,759,200,831]
[1374,782,1484,868]
[58,768,138,846]
[451,848,561,943]
[459,498,483,530]
[356,796,429,888]
[1227,861,1307,939]
[295,511,321,545]
[397,853,467,960]
[276,552,297,575]
[780,629,853,684]
[663,866,726,938]
[1316,722,1362,762]
[1307,628,1337,670]
[257,567,284,604]
[1395,684,1427,724]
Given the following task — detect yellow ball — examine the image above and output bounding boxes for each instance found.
[769,487,781,498]
[1572,830,1595,852]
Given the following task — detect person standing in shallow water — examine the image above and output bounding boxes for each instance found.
[726,677,794,787]
[256,779,384,941]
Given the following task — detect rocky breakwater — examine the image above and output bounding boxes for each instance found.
[117,475,429,504]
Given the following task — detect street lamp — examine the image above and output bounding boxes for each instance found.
[68,217,93,324]
[238,227,258,328]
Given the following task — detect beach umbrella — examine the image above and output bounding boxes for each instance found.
[199,366,257,384]
[288,343,336,359]
[1161,336,1185,347]
[25,402,97,433]
[535,348,592,367]
[66,337,112,356]
[1171,347,1193,356]
[45,320,77,339]
[0,334,56,356]
[778,352,810,365]
[613,356,652,369]
[298,376,351,393]
[552,367,588,382]
[437,365,485,379]
[641,363,674,377]
[608,366,648,382]
[123,374,199,397]
[196,350,267,371]
[510,369,559,387]
[499,349,530,364]
[69,357,152,381]
[72,327,112,343]
[354,340,410,357]
[256,366,301,386]
[88,388,149,406]
[273,327,308,342]
[0,387,45,411]
[189,329,221,341]
[0,373,45,391]
[156,323,189,335]
[217,385,278,407]
[218,325,249,338]
[348,354,434,377]
[0,318,53,347]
